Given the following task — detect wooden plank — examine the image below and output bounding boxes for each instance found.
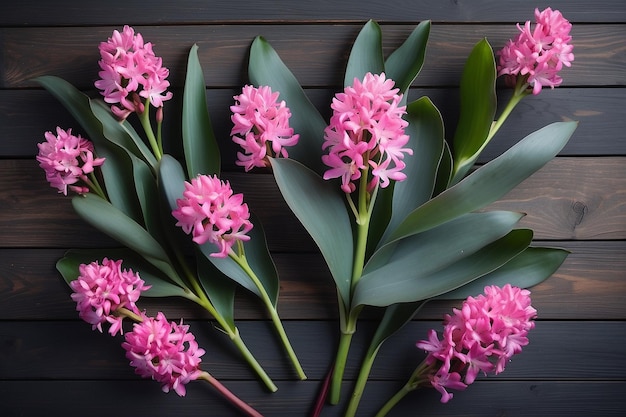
[2,0,625,26]
[1,241,624,321]
[1,24,624,89]
[1,158,624,249]
[1,321,624,381]
[1,380,624,417]
[3,87,625,159]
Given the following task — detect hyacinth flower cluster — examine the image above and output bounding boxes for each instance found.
[374,285,536,417]
[322,72,412,195]
[497,7,574,95]
[173,173,306,380]
[94,25,173,158]
[36,127,106,196]
[70,258,263,416]
[70,258,150,335]
[231,85,300,171]
[172,174,253,258]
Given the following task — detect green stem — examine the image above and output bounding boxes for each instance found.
[84,172,107,200]
[181,255,278,392]
[199,371,265,417]
[486,76,531,143]
[373,383,412,417]
[330,167,378,404]
[329,330,354,405]
[230,250,306,381]
[138,101,162,160]
[343,346,380,417]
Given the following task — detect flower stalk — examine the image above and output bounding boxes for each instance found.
[230,244,307,381]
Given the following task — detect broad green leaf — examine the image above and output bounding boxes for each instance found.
[71,193,184,287]
[437,246,569,299]
[248,36,327,174]
[379,97,445,247]
[56,248,191,298]
[384,20,431,101]
[157,154,187,210]
[450,38,497,184]
[355,211,524,307]
[196,250,237,332]
[367,301,426,355]
[433,140,453,196]
[129,151,166,243]
[269,157,354,306]
[387,121,577,244]
[90,99,157,171]
[183,44,220,178]
[344,20,384,87]
[199,212,280,305]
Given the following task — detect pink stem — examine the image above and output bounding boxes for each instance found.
[199,371,264,417]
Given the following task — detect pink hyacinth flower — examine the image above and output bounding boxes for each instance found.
[36,127,105,195]
[122,312,206,396]
[70,258,151,336]
[322,72,412,193]
[95,25,173,119]
[415,284,536,403]
[496,8,574,95]
[231,85,299,171]
[172,174,253,258]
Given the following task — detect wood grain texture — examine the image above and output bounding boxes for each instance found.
[1,25,624,89]
[2,0,625,25]
[1,2,625,416]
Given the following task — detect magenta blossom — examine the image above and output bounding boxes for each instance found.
[95,25,173,119]
[70,258,151,336]
[497,8,574,95]
[36,127,105,195]
[231,85,299,171]
[123,312,205,396]
[172,174,253,258]
[322,72,412,193]
[415,284,536,402]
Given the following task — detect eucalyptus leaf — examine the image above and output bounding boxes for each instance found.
[356,211,524,307]
[384,20,431,101]
[71,193,184,287]
[344,20,384,87]
[248,36,327,174]
[55,248,191,299]
[450,38,497,185]
[379,96,445,247]
[183,44,220,178]
[269,157,354,307]
[387,121,577,244]
[437,246,569,300]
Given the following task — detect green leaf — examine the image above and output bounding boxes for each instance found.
[433,140,453,196]
[182,44,220,178]
[71,193,184,287]
[379,97,444,247]
[55,248,191,299]
[437,246,569,299]
[157,154,187,210]
[344,20,384,87]
[450,38,497,184]
[90,99,157,170]
[248,36,328,174]
[199,212,280,305]
[195,250,237,332]
[387,121,577,244]
[384,20,431,100]
[355,211,525,307]
[269,157,354,306]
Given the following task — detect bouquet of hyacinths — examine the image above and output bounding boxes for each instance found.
[35,25,307,409]
[241,7,575,415]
